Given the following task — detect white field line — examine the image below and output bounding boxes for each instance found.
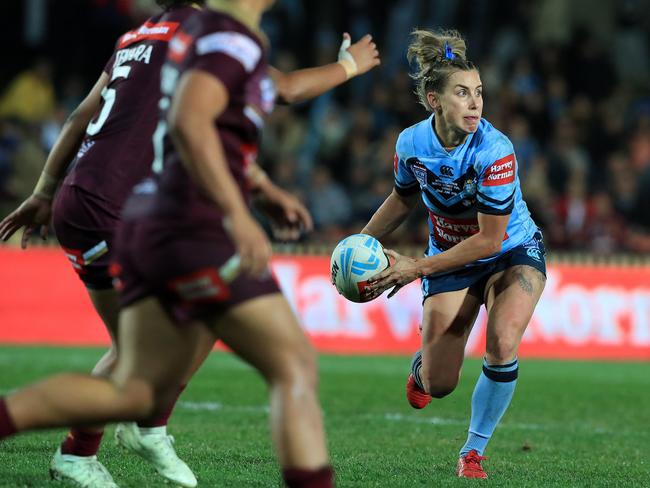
[176,401,618,435]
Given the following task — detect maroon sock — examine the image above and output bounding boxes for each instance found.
[137,384,186,428]
[60,428,104,456]
[0,398,18,439]
[283,466,334,488]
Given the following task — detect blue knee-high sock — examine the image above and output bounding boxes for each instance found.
[460,358,518,456]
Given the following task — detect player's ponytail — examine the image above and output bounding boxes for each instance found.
[407,29,476,111]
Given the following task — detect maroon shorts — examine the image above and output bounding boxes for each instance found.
[113,218,281,324]
[52,184,120,289]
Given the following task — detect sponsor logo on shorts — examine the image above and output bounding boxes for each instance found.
[523,235,544,261]
[61,241,109,274]
[82,240,108,265]
[526,247,542,261]
[169,268,231,303]
[481,154,516,186]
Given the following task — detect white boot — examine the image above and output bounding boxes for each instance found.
[115,423,197,487]
[50,447,118,488]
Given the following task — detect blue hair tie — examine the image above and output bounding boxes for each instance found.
[444,41,455,60]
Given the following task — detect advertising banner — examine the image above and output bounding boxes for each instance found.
[1,249,648,360]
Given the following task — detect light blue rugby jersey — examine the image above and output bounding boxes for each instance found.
[394,115,538,263]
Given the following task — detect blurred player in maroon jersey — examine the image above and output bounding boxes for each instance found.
[0,0,379,487]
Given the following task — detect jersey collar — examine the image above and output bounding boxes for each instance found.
[429,113,474,157]
[206,0,268,46]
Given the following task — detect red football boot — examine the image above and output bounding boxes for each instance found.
[406,373,432,409]
[456,450,488,479]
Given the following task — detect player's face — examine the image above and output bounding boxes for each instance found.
[435,69,483,134]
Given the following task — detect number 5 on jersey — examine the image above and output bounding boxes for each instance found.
[86,66,132,136]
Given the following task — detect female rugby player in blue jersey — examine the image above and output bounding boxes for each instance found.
[362,29,546,479]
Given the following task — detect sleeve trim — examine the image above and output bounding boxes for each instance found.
[476,201,514,215]
[477,188,516,205]
[394,184,420,197]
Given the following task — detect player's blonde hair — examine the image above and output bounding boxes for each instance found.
[407,29,477,111]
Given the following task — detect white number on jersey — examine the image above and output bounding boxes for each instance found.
[151,64,180,174]
[86,65,132,136]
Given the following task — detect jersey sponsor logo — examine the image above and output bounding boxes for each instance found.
[412,162,428,187]
[440,165,454,177]
[429,211,508,247]
[429,212,480,246]
[393,153,399,176]
[114,44,154,67]
[196,31,261,73]
[168,31,193,63]
[118,21,180,48]
[481,154,516,186]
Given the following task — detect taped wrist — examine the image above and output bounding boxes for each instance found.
[337,37,358,79]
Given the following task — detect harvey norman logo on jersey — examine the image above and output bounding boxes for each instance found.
[118,21,180,49]
[482,154,516,186]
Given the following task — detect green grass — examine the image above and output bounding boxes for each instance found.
[0,347,648,487]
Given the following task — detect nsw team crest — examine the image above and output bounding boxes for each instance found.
[412,162,428,187]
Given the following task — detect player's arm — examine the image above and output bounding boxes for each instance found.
[361,189,419,240]
[248,164,313,240]
[38,72,109,189]
[270,33,380,104]
[368,212,509,299]
[0,72,108,246]
[167,70,271,276]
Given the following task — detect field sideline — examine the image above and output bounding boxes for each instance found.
[0,346,648,487]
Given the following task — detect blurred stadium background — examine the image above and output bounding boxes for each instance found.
[0,1,648,486]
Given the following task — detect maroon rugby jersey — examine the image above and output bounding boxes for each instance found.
[125,7,275,227]
[64,6,197,210]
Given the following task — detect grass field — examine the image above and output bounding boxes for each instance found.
[0,346,648,487]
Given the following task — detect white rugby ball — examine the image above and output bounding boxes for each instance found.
[330,234,389,303]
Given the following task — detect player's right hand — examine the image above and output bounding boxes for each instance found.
[0,195,52,249]
[224,211,272,278]
[344,33,381,76]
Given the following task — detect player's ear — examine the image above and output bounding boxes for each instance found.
[426,91,441,113]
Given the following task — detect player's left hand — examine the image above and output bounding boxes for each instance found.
[367,249,421,299]
[340,33,381,76]
[0,195,52,249]
[256,185,313,241]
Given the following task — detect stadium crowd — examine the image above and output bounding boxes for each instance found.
[0,0,648,253]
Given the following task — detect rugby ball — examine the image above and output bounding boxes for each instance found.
[330,234,389,303]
